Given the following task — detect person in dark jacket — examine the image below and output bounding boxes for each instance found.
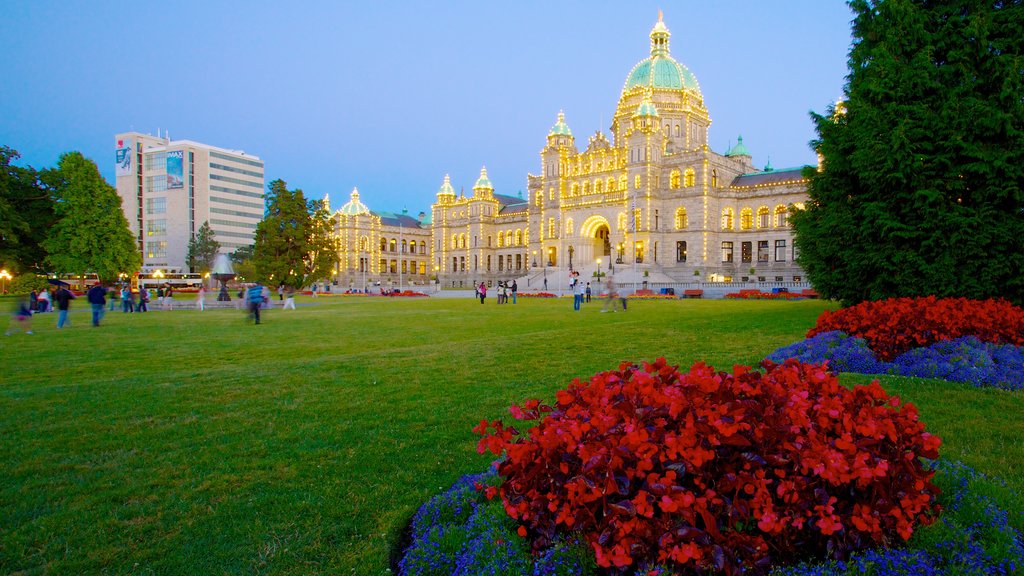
[54,286,75,328]
[86,283,109,327]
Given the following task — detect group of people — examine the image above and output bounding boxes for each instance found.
[476,280,518,304]
[569,271,593,311]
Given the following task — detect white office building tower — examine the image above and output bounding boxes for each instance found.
[114,132,265,272]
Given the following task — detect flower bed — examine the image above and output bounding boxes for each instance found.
[390,290,429,297]
[462,358,941,574]
[626,294,678,300]
[808,296,1024,361]
[518,292,557,298]
[725,291,803,300]
[399,459,1022,576]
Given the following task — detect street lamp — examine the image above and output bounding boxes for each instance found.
[0,269,11,294]
[596,259,601,284]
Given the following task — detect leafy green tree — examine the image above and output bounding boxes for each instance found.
[230,244,256,282]
[41,152,140,284]
[186,221,221,274]
[252,179,338,288]
[793,0,1024,305]
[0,146,55,273]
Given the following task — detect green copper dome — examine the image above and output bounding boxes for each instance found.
[726,135,750,157]
[548,111,573,137]
[623,15,700,94]
[338,187,370,216]
[473,166,493,192]
[634,97,660,118]
[437,174,455,197]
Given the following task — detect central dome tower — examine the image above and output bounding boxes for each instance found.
[612,13,710,151]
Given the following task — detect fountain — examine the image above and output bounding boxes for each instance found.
[211,254,236,301]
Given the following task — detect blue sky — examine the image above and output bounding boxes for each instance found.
[1,1,853,214]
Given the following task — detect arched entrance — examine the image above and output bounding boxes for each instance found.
[578,215,612,266]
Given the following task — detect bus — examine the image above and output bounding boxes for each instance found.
[138,272,205,291]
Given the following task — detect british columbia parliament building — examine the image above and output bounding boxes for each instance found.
[328,15,810,291]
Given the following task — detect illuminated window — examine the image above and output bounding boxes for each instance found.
[740,208,754,230]
[548,218,555,238]
[146,241,167,258]
[741,241,752,263]
[408,241,415,254]
[360,236,368,251]
[548,187,555,200]
[721,208,734,230]
[460,234,467,249]
[670,169,681,189]
[390,239,397,252]
[617,212,627,231]
[535,192,543,206]
[721,241,734,263]
[383,238,389,251]
[418,262,426,275]
[634,175,641,189]
[774,205,788,227]
[758,241,770,262]
[607,177,615,191]
[402,240,408,253]
[619,175,627,190]
[571,182,579,196]
[757,206,771,229]
[582,181,589,195]
[674,207,688,230]
[515,229,522,245]
[147,219,166,236]
[497,233,504,247]
[595,179,603,193]
[684,168,696,187]
[565,218,574,237]
[506,231,513,246]
[676,241,687,262]
[711,170,718,188]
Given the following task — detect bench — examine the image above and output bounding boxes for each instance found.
[634,289,655,296]
[683,289,704,298]
[801,288,820,299]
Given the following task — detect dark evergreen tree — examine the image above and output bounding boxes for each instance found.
[0,146,56,273]
[186,221,221,273]
[41,152,140,284]
[252,179,338,288]
[793,0,1024,305]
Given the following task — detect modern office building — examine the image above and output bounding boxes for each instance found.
[114,132,265,273]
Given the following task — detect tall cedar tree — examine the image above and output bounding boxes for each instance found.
[0,146,56,273]
[252,179,338,288]
[793,0,1024,305]
[186,220,221,273]
[41,152,140,284]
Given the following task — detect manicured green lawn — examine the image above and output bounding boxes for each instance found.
[1,296,1021,575]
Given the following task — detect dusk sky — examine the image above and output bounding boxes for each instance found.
[2,1,854,214]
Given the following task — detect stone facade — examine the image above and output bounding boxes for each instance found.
[329,14,810,290]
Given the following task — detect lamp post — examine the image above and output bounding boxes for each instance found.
[0,269,10,294]
[596,259,602,284]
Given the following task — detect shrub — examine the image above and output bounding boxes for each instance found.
[9,273,49,295]
[809,297,1024,361]
[474,359,942,574]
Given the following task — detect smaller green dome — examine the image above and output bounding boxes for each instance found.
[548,111,573,137]
[437,174,455,197]
[726,135,750,157]
[338,187,370,216]
[633,97,660,118]
[473,166,493,192]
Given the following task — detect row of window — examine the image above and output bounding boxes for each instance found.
[210,195,264,210]
[447,253,526,273]
[209,150,264,169]
[210,206,262,220]
[380,238,428,254]
[378,259,427,275]
[209,173,263,190]
[210,185,264,200]
[209,162,264,180]
[211,229,254,239]
[210,218,257,230]
[449,230,529,250]
[673,240,792,264]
